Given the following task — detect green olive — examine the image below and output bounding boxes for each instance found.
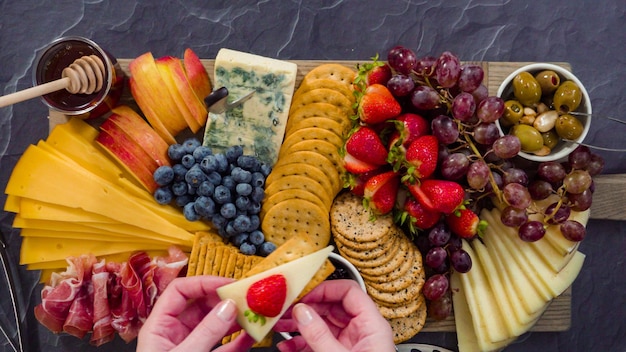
[502,100,524,126]
[513,71,542,107]
[555,114,584,140]
[541,130,560,149]
[552,80,582,113]
[534,70,561,95]
[511,124,543,152]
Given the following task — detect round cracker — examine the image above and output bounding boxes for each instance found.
[289,88,354,117]
[301,63,357,88]
[274,150,343,195]
[278,139,344,173]
[294,77,356,104]
[263,174,333,211]
[330,192,394,243]
[367,248,425,293]
[344,236,406,270]
[280,127,344,152]
[365,272,422,306]
[388,299,427,344]
[285,117,348,140]
[286,102,353,134]
[359,238,415,280]
[376,294,425,320]
[265,163,336,201]
[261,188,328,220]
[335,229,399,261]
[261,198,330,248]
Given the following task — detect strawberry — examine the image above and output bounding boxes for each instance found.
[367,63,392,86]
[394,113,430,147]
[446,208,487,239]
[398,196,442,234]
[348,168,385,196]
[404,135,439,179]
[364,171,400,215]
[358,84,401,125]
[345,126,389,166]
[246,274,287,324]
[405,179,465,214]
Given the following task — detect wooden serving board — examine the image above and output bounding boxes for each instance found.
[47,59,624,334]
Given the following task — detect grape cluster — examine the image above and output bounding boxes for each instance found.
[152,138,276,256]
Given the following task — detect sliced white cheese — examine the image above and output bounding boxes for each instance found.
[203,48,298,166]
[451,271,482,352]
[543,209,589,256]
[216,245,333,342]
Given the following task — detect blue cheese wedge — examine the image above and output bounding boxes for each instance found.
[216,245,333,342]
[203,48,298,166]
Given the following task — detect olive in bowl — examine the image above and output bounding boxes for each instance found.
[496,63,591,162]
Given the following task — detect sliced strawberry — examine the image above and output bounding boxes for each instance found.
[394,113,430,147]
[343,151,380,174]
[358,84,401,125]
[364,171,400,215]
[246,274,287,323]
[446,208,487,239]
[345,126,389,166]
[404,135,439,179]
[349,168,386,196]
[400,196,442,234]
[406,179,465,214]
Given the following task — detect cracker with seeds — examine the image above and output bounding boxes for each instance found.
[330,192,394,243]
[387,299,427,344]
[367,249,425,293]
[377,294,425,320]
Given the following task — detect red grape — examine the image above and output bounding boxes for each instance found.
[476,96,505,123]
[451,92,476,121]
[560,220,586,241]
[431,115,459,145]
[503,182,532,209]
[492,135,522,159]
[411,85,440,110]
[458,64,484,92]
[450,249,472,273]
[518,221,546,242]
[387,46,417,75]
[422,274,449,301]
[435,51,461,88]
[387,74,414,97]
[501,205,528,227]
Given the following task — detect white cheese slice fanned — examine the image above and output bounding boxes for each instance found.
[203,48,297,166]
[216,245,333,342]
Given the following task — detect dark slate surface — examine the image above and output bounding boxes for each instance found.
[1,1,625,351]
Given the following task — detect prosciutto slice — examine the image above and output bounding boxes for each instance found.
[34,246,187,346]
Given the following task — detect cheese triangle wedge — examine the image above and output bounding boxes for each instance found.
[217,245,333,342]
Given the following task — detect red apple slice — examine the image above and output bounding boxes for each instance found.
[156,56,207,132]
[96,128,159,193]
[128,77,176,145]
[128,52,187,137]
[183,48,212,100]
[109,105,171,167]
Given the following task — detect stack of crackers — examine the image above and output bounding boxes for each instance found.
[260,64,357,250]
[330,192,427,344]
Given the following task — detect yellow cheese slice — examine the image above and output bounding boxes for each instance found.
[5,145,194,245]
[16,222,170,245]
[217,246,333,342]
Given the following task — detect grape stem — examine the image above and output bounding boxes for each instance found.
[462,132,503,201]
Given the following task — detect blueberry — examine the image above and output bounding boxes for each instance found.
[213,185,231,204]
[239,242,257,255]
[221,175,236,191]
[167,144,186,162]
[171,181,188,196]
[194,196,216,218]
[197,181,215,197]
[233,215,251,232]
[235,195,250,211]
[260,163,272,177]
[251,186,265,203]
[214,153,229,173]
[212,214,227,229]
[217,226,228,238]
[235,183,253,196]
[249,214,260,231]
[220,202,237,219]
[185,164,206,186]
[200,155,218,173]
[231,167,252,183]
[237,155,258,171]
[183,202,200,221]
[225,145,244,163]
[175,194,193,207]
[153,165,174,186]
[187,184,197,195]
[249,230,265,245]
[181,154,196,169]
[259,241,277,256]
[248,202,261,215]
[250,172,265,187]
[225,221,238,238]
[153,187,173,205]
[182,138,201,154]
[192,146,212,160]
[206,171,222,186]
[232,233,249,247]
[172,164,188,182]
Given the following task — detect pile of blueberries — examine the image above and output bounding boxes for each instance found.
[152,138,276,256]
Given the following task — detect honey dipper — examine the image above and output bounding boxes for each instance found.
[0,55,106,108]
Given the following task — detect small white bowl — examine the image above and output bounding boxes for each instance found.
[279,252,365,340]
[496,63,592,162]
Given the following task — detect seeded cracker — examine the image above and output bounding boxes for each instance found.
[388,300,427,344]
[367,249,425,293]
[330,192,394,243]
[377,294,425,320]
[334,228,400,261]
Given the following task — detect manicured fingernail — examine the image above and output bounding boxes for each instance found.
[216,299,237,322]
[293,303,313,325]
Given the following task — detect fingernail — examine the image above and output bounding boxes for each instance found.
[216,299,237,322]
[293,303,313,325]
